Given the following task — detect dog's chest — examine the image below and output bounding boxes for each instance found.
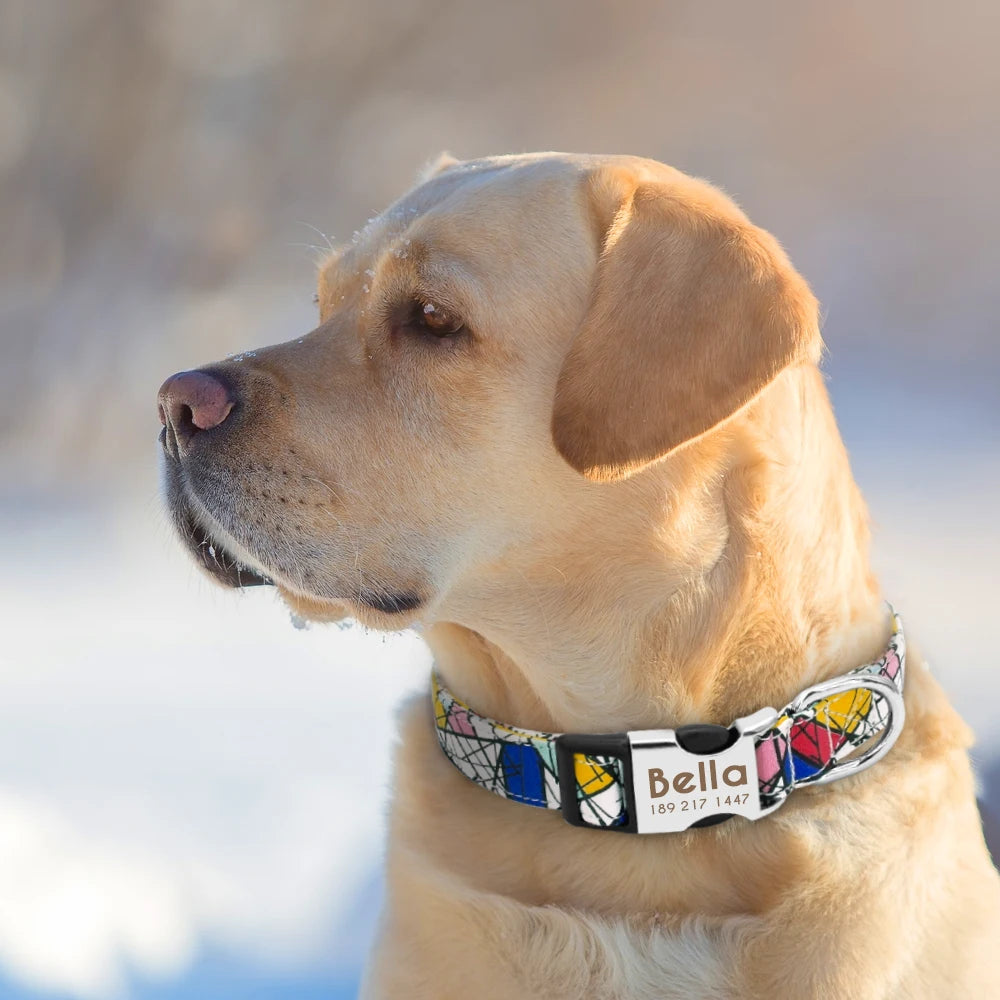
[485,904,748,1000]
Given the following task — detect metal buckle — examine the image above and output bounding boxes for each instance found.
[554,708,779,834]
[628,707,779,834]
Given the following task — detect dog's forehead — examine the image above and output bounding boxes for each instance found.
[353,155,596,257]
[405,153,589,213]
[319,155,608,297]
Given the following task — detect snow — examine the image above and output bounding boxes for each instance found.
[0,496,430,997]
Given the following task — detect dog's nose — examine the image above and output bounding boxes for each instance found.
[157,370,235,457]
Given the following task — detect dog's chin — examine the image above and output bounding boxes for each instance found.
[277,587,352,624]
[278,585,426,629]
[176,524,427,629]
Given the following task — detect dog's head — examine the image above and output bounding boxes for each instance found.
[158,153,820,628]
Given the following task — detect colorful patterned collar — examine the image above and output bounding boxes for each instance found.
[433,610,905,833]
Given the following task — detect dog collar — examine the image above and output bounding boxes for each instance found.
[432,609,905,833]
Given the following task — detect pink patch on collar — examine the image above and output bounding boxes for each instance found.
[448,704,475,736]
[755,736,783,784]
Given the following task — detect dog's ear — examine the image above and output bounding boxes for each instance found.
[552,166,822,481]
[418,151,460,183]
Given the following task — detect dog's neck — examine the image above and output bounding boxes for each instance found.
[427,366,889,736]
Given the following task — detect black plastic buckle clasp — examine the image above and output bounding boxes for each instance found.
[554,731,637,833]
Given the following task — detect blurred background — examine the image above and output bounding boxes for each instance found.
[1,0,998,996]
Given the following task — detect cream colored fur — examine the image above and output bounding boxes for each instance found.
[167,153,1000,998]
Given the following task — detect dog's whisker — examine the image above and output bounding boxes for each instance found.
[286,241,330,255]
[295,220,336,253]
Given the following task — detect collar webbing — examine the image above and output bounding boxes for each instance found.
[432,610,905,833]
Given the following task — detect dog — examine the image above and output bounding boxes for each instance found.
[158,152,1000,998]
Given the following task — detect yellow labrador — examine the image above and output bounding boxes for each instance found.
[158,153,1000,998]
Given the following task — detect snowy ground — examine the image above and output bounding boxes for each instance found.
[0,494,429,998]
[0,384,997,999]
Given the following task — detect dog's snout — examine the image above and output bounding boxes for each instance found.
[157,369,235,458]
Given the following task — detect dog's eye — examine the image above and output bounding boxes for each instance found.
[407,301,466,339]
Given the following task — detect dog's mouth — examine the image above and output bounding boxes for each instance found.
[176,509,424,616]
[177,509,272,590]
[161,451,426,617]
